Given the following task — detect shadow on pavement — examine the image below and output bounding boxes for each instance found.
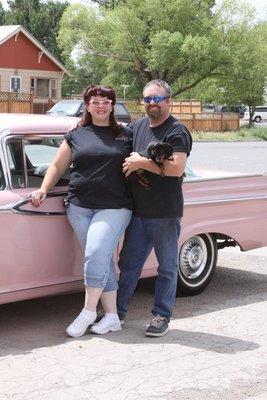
[0,265,266,357]
[89,325,259,354]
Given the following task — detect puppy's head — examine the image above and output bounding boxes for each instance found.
[147,142,173,163]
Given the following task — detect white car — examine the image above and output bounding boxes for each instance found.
[47,99,132,123]
[243,106,267,123]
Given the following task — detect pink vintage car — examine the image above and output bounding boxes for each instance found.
[0,113,266,304]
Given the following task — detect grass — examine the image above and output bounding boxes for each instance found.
[191,126,267,141]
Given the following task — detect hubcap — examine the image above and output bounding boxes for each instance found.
[180,236,208,279]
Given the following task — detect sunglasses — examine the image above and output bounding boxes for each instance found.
[143,96,168,104]
[89,100,113,107]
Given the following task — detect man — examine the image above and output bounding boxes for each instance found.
[117,79,192,337]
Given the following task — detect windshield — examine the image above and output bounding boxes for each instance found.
[47,101,82,116]
[114,103,129,116]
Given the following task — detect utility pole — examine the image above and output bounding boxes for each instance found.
[121,84,129,99]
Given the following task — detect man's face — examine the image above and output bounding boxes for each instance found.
[143,85,170,121]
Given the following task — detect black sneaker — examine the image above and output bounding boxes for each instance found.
[94,313,125,325]
[145,315,169,337]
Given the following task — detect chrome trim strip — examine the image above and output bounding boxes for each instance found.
[22,138,28,188]
[0,129,11,189]
[184,172,267,183]
[1,195,265,213]
[2,134,25,189]
[0,279,83,295]
[0,192,67,215]
[0,205,15,213]
[185,195,267,206]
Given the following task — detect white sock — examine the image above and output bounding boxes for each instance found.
[104,313,119,320]
[82,309,97,319]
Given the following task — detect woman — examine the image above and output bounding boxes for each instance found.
[29,85,133,337]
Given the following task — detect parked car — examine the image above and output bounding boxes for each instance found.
[243,106,267,123]
[47,99,132,123]
[202,104,216,113]
[214,105,246,117]
[0,113,266,304]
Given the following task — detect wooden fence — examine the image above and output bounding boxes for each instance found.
[170,100,202,114]
[138,99,202,114]
[0,93,239,131]
[176,112,240,131]
[33,99,54,114]
[0,92,33,113]
[131,112,240,131]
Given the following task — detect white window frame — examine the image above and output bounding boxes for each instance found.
[10,76,22,93]
[30,77,57,98]
[51,79,57,98]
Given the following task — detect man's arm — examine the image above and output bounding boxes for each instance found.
[123,151,187,177]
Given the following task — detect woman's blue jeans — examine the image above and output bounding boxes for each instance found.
[117,215,181,319]
[67,203,132,291]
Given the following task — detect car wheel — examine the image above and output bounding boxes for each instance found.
[177,233,217,297]
[254,116,261,123]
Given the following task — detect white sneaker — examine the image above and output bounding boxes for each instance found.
[66,309,97,338]
[90,313,121,335]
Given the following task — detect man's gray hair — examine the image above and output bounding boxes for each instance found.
[143,80,172,97]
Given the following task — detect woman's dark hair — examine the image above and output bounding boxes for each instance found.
[79,85,123,137]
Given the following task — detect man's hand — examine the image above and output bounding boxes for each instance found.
[123,152,144,177]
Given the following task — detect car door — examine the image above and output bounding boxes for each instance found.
[0,134,84,302]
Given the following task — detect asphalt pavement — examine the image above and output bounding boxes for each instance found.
[189,141,267,177]
[0,248,266,400]
[0,142,266,400]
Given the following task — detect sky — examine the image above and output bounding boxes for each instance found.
[1,0,266,21]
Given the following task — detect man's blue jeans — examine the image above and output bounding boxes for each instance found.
[117,215,181,319]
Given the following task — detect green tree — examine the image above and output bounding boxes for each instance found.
[185,20,267,125]
[91,0,126,9]
[0,3,6,25]
[4,0,69,61]
[57,0,238,98]
[58,4,107,93]
[218,22,267,126]
[58,0,266,100]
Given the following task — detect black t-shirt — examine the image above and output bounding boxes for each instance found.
[64,124,133,210]
[129,115,192,218]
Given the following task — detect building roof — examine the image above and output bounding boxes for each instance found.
[0,25,69,75]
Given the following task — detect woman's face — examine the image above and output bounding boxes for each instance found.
[86,95,113,125]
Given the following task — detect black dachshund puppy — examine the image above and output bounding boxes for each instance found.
[134,141,174,189]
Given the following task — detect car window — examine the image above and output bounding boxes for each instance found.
[24,138,69,187]
[0,161,5,190]
[114,103,129,116]
[7,138,69,188]
[7,140,26,188]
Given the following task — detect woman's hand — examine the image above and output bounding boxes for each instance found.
[123,152,144,177]
[27,189,47,207]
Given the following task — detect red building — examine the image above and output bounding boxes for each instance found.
[0,25,69,112]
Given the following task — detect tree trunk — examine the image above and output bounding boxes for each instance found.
[248,105,255,127]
